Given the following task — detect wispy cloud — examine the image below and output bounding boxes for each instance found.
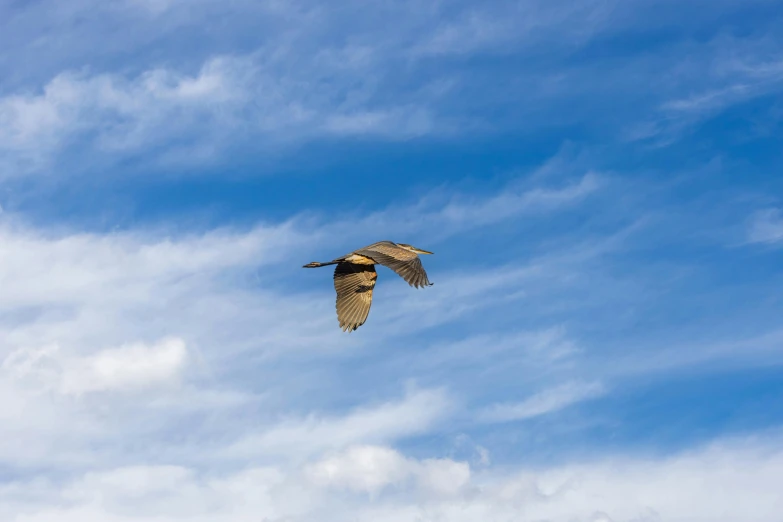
[3,337,188,396]
[221,387,453,462]
[748,208,783,244]
[479,381,606,424]
[663,58,783,115]
[5,0,778,178]
[630,50,783,144]
[328,171,603,246]
[68,338,188,395]
[1,434,782,521]
[0,165,604,471]
[0,52,442,177]
[2,4,783,519]
[0,158,777,479]
[411,0,614,57]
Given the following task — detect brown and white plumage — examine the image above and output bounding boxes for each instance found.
[303,241,434,331]
[333,263,376,331]
[353,242,432,288]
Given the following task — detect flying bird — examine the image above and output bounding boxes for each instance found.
[303,241,434,331]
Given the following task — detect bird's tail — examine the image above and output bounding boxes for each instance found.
[303,260,339,268]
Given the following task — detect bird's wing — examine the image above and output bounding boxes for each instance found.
[355,243,432,288]
[334,263,377,331]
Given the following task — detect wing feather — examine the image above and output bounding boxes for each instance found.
[354,243,432,288]
[333,263,377,331]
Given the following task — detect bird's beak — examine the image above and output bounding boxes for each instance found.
[417,249,434,255]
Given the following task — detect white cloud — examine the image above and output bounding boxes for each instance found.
[60,337,188,395]
[0,162,598,363]
[416,457,471,497]
[480,381,606,423]
[413,0,614,57]
[630,49,783,144]
[0,218,316,468]
[0,166,776,477]
[433,172,602,229]
[334,171,602,252]
[0,159,780,519]
[0,220,311,350]
[0,167,607,468]
[222,387,453,461]
[3,337,187,395]
[662,58,783,116]
[0,55,254,170]
[748,208,783,244]
[5,0,767,177]
[306,445,413,494]
[2,435,783,521]
[401,328,579,376]
[324,107,436,138]
[0,47,447,177]
[2,4,783,521]
[306,445,470,497]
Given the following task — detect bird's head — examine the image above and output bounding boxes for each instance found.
[397,243,434,255]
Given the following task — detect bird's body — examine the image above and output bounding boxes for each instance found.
[342,253,377,265]
[303,241,434,331]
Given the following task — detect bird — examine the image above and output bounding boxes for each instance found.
[303,241,434,332]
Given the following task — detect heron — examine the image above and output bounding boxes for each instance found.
[303,241,434,331]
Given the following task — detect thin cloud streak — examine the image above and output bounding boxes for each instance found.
[4,1,781,178]
[479,381,607,424]
[219,387,454,463]
[1,2,783,520]
[748,208,783,245]
[0,165,604,472]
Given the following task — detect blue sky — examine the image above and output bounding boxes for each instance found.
[1,0,783,520]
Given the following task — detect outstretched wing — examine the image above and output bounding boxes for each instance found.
[355,242,432,288]
[334,263,377,332]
